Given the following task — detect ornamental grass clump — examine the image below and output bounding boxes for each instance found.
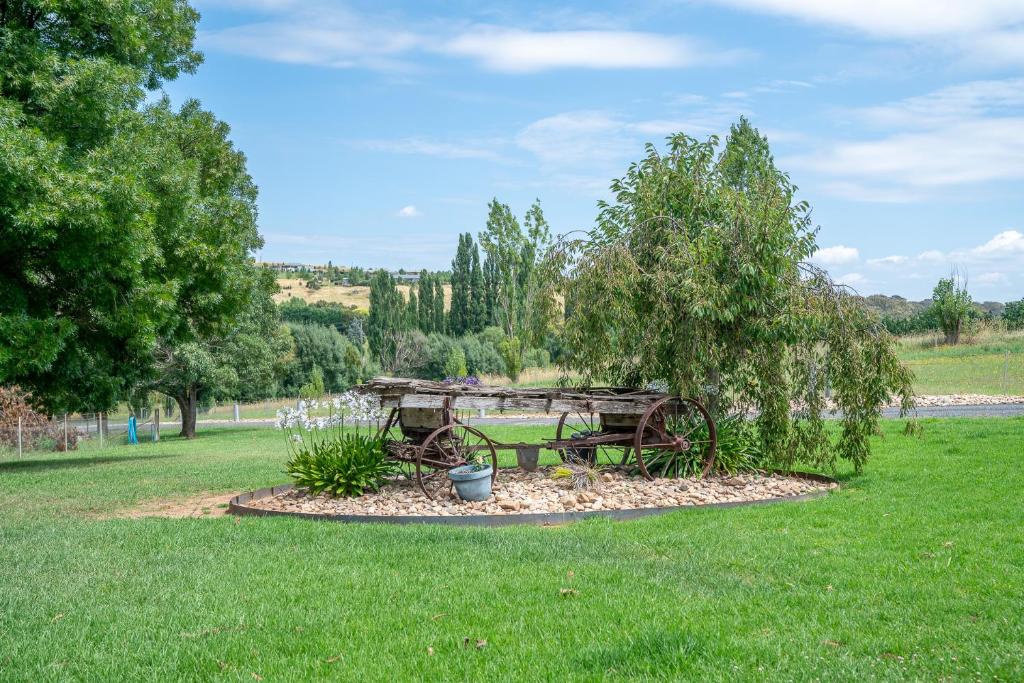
[286,433,395,497]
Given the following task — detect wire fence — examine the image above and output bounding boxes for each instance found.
[3,345,1023,458]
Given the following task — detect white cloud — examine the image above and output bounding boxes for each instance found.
[812,245,860,265]
[858,78,1024,128]
[442,27,736,72]
[397,205,421,218]
[867,255,908,266]
[976,271,1009,286]
[201,5,742,72]
[200,10,423,70]
[355,137,505,161]
[834,272,867,288]
[708,0,1024,39]
[917,250,946,263]
[514,104,749,168]
[787,79,1024,202]
[961,230,1024,259]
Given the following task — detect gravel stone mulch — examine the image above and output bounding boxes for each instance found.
[244,468,836,518]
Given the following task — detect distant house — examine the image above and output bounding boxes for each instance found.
[261,262,305,273]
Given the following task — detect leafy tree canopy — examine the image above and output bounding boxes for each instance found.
[556,118,914,472]
[929,274,973,345]
[0,0,201,412]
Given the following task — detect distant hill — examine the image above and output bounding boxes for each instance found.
[853,294,1005,320]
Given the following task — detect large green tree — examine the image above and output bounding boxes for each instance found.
[449,233,472,336]
[0,0,201,412]
[280,322,365,396]
[478,199,557,360]
[367,270,406,369]
[929,274,973,345]
[417,270,434,333]
[557,119,914,472]
[138,100,288,437]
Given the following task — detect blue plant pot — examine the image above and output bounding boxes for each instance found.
[448,465,493,502]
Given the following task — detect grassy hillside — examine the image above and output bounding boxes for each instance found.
[898,330,1024,395]
[274,278,451,312]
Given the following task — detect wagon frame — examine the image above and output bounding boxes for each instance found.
[360,378,717,500]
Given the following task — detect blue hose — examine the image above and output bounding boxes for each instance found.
[128,416,138,445]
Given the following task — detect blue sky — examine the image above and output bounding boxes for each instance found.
[164,0,1024,301]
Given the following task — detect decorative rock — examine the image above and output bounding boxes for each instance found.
[243,468,832,518]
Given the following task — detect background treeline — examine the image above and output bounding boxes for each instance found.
[363,199,560,383]
[855,293,1023,336]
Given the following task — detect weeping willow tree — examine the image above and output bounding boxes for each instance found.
[555,118,915,472]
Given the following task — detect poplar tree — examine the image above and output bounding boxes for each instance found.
[469,243,486,332]
[417,270,434,333]
[432,277,446,334]
[449,234,472,335]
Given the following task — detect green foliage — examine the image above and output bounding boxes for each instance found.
[0,0,202,412]
[633,414,765,478]
[298,366,325,400]
[557,118,914,472]
[449,233,472,335]
[458,335,506,376]
[1005,300,1024,331]
[929,274,973,345]
[281,323,368,395]
[432,277,446,334]
[882,310,937,336]
[498,336,523,383]
[285,433,394,497]
[478,199,558,353]
[417,270,435,333]
[138,101,289,434]
[444,347,468,378]
[367,271,406,369]
[278,299,365,330]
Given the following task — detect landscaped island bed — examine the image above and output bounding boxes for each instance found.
[239,469,835,519]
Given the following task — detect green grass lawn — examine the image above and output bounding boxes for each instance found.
[1,420,1022,681]
[898,331,1024,395]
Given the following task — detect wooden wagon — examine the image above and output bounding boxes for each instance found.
[360,378,717,500]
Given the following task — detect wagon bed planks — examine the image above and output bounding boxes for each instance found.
[358,378,664,415]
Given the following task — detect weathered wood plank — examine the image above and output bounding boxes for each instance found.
[395,393,654,415]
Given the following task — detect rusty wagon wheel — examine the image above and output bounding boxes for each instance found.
[555,412,631,468]
[416,424,498,500]
[632,397,717,481]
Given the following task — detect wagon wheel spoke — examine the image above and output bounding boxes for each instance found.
[633,397,717,480]
[416,424,499,500]
[556,411,626,468]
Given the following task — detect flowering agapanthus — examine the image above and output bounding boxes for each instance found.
[443,376,482,386]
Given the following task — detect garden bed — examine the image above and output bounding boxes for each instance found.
[230,468,837,525]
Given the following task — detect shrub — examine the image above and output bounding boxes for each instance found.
[298,365,325,399]
[498,336,523,383]
[632,414,765,478]
[523,347,550,369]
[286,433,395,497]
[458,335,506,376]
[444,347,468,378]
[0,386,77,452]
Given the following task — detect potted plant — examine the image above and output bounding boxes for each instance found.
[448,455,493,501]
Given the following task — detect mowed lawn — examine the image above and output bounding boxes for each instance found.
[898,333,1024,396]
[1,420,1022,681]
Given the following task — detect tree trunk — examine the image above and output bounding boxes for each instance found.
[704,368,722,418]
[176,387,198,438]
